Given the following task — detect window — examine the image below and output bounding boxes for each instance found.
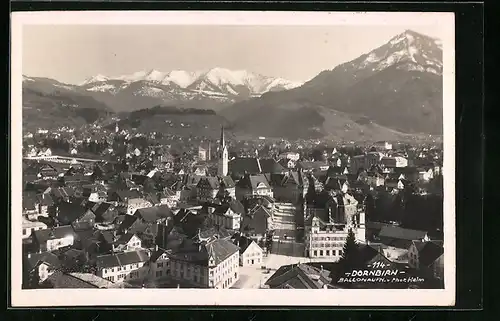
[313,250,317,257]
[339,250,343,256]
[157,262,163,268]
[156,271,163,278]
[326,250,330,256]
[117,267,122,272]
[320,250,324,256]
[22,229,26,235]
[111,268,115,272]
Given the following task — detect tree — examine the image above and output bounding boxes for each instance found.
[339,228,360,269]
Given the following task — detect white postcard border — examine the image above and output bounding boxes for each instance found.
[10,11,456,307]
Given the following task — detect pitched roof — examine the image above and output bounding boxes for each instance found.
[232,234,261,254]
[413,240,444,267]
[32,225,76,244]
[265,263,331,289]
[259,158,287,174]
[228,157,261,176]
[236,174,271,190]
[56,202,91,225]
[96,249,150,269]
[24,251,61,271]
[113,189,142,200]
[170,238,239,266]
[134,205,173,223]
[378,226,428,241]
[44,270,99,288]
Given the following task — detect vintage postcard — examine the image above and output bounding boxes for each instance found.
[10,11,455,306]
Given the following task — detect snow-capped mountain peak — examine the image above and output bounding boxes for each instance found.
[354,29,443,75]
[78,68,303,102]
[80,74,109,86]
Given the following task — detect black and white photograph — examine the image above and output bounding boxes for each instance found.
[11,11,456,306]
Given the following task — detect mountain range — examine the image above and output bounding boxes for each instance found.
[22,29,443,141]
[222,30,443,138]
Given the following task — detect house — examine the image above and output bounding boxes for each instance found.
[278,158,296,169]
[119,205,174,248]
[158,188,180,208]
[56,202,96,229]
[70,148,78,155]
[240,204,274,241]
[366,171,385,187]
[193,165,208,176]
[296,161,329,173]
[377,226,430,262]
[235,174,273,201]
[232,234,264,267]
[209,203,242,231]
[22,218,48,240]
[96,249,150,283]
[278,151,300,162]
[373,141,393,150]
[37,147,52,157]
[112,233,143,253]
[264,263,332,289]
[197,177,221,202]
[148,247,171,280]
[90,202,119,223]
[198,146,207,161]
[418,168,434,182]
[31,225,76,252]
[23,251,61,287]
[168,235,240,289]
[408,240,444,281]
[109,190,153,215]
[381,156,408,168]
[266,172,303,204]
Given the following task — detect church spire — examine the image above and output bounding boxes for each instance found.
[220,125,225,149]
[218,125,228,176]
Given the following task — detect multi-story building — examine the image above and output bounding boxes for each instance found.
[305,212,366,262]
[235,174,273,201]
[168,234,240,289]
[210,204,242,231]
[31,225,76,252]
[96,249,150,283]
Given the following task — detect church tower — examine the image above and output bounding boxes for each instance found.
[218,126,228,176]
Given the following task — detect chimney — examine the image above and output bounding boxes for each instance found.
[27,253,31,258]
[155,244,159,252]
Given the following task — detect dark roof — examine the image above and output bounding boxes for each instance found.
[265,173,287,187]
[96,249,150,269]
[44,270,99,288]
[114,233,138,245]
[150,248,168,263]
[197,176,221,189]
[113,189,142,200]
[24,251,61,270]
[229,199,245,214]
[56,202,91,225]
[236,174,271,190]
[170,238,239,266]
[378,226,428,241]
[134,205,173,223]
[265,263,331,289]
[232,234,258,254]
[219,175,235,189]
[32,225,76,244]
[259,158,287,174]
[228,157,261,176]
[413,240,444,267]
[240,205,271,235]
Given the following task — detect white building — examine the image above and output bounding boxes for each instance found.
[96,249,150,283]
[210,205,242,231]
[234,236,264,267]
[305,212,366,262]
[218,126,229,176]
[168,235,240,289]
[125,198,153,215]
[31,225,76,252]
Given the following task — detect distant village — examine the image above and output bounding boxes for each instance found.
[21,123,445,289]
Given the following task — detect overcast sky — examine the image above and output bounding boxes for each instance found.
[23,25,444,84]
